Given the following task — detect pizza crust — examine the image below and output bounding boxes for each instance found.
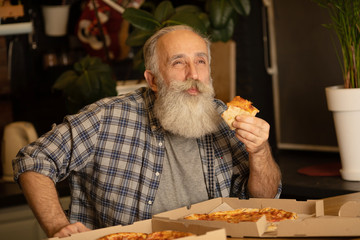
[221,96,259,130]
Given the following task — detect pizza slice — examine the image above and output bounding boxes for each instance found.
[97,230,194,240]
[221,96,260,130]
[146,230,194,239]
[97,232,147,240]
[183,207,297,232]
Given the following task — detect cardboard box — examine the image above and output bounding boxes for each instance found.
[153,197,324,238]
[47,218,227,240]
[276,215,360,237]
[275,200,360,237]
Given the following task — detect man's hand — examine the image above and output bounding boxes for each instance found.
[232,115,270,154]
[53,222,90,238]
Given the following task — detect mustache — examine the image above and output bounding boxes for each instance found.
[169,78,213,94]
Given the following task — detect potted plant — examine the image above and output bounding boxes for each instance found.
[53,56,118,114]
[315,0,360,181]
[122,0,250,71]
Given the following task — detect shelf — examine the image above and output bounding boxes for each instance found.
[0,22,32,36]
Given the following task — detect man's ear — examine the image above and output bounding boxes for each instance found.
[144,70,158,92]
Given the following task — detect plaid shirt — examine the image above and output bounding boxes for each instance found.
[13,87,280,229]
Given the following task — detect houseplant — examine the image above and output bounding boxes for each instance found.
[315,0,360,181]
[53,56,118,114]
[122,0,250,71]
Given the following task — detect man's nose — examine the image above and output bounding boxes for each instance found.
[187,62,199,80]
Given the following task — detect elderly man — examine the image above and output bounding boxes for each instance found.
[13,25,281,238]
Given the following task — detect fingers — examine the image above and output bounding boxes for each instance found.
[233,116,269,137]
[233,115,270,153]
[234,115,269,129]
[53,222,90,238]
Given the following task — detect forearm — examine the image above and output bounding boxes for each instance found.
[19,171,70,237]
[247,143,281,198]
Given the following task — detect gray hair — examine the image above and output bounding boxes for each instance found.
[143,25,211,74]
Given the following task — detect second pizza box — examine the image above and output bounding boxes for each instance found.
[153,197,324,238]
[47,218,227,240]
[275,199,360,237]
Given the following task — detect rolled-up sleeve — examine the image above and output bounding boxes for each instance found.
[13,122,73,183]
[13,107,101,184]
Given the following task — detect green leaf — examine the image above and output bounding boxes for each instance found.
[123,8,161,30]
[87,71,101,93]
[176,5,202,14]
[54,56,116,114]
[198,13,211,30]
[73,60,84,73]
[229,0,251,16]
[89,63,112,73]
[209,0,234,28]
[76,73,92,99]
[166,12,207,35]
[99,74,117,97]
[133,49,145,73]
[154,1,175,23]
[210,17,235,42]
[53,71,78,90]
[126,28,155,47]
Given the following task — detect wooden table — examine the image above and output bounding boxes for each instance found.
[229,192,360,240]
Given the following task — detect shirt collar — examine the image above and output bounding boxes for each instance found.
[142,87,162,132]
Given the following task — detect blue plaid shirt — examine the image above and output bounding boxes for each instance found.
[13,87,280,229]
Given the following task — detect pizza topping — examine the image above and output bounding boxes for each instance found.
[97,230,194,240]
[146,230,194,239]
[259,207,298,222]
[184,207,297,223]
[227,96,259,115]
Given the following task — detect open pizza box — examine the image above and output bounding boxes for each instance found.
[153,197,324,238]
[47,218,227,240]
[272,199,360,237]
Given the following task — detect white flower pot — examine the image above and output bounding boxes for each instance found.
[326,85,360,181]
[42,5,70,37]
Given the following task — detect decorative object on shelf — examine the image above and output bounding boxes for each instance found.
[42,4,70,37]
[53,56,118,114]
[0,0,24,19]
[77,0,121,61]
[76,0,142,62]
[0,0,33,36]
[315,0,360,181]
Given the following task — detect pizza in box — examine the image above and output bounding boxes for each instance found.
[97,230,194,240]
[184,207,298,232]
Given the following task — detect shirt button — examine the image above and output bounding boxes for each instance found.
[158,142,163,147]
[155,172,160,176]
[152,125,156,130]
[148,200,153,205]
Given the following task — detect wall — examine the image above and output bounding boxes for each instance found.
[233,0,277,151]
[268,0,340,151]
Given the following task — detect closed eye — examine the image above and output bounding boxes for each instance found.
[172,60,186,67]
[198,59,206,64]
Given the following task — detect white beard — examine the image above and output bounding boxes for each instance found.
[153,78,221,138]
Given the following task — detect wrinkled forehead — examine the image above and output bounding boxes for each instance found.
[156,29,209,60]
